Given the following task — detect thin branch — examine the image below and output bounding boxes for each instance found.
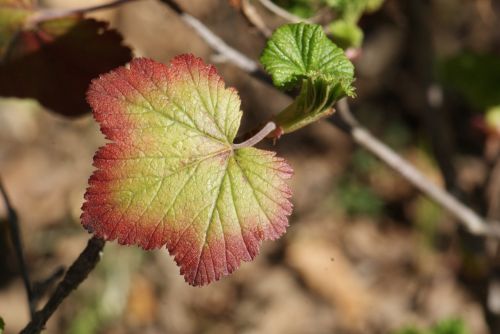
[336,99,500,237]
[28,0,139,26]
[241,0,272,37]
[20,237,105,334]
[0,177,35,318]
[258,0,311,23]
[159,0,258,72]
[160,0,274,86]
[32,266,65,305]
[233,122,276,149]
[182,16,259,73]
[158,0,499,238]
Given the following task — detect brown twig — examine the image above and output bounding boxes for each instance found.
[20,237,105,334]
[0,177,35,319]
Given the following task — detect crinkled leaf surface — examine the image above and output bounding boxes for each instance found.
[261,23,355,134]
[82,55,293,286]
[260,23,355,95]
[0,14,132,117]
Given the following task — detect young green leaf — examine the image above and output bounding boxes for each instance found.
[273,76,344,133]
[260,23,355,135]
[329,19,364,48]
[260,22,355,95]
[82,55,293,286]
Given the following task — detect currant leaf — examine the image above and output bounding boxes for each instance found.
[260,22,355,96]
[260,23,355,135]
[82,55,293,286]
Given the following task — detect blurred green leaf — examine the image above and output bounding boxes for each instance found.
[413,196,443,247]
[337,177,384,216]
[485,105,500,134]
[0,317,4,334]
[351,149,379,174]
[439,52,500,109]
[329,20,364,48]
[271,0,385,47]
[272,0,322,18]
[325,0,383,22]
[393,318,470,334]
[431,318,469,334]
[394,328,421,334]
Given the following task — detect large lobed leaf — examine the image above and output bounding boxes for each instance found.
[82,55,293,286]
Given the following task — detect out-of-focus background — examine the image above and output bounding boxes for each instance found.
[0,0,499,333]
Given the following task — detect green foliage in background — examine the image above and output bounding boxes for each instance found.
[485,105,500,134]
[0,317,4,334]
[439,52,500,110]
[272,0,323,18]
[68,246,144,334]
[336,149,384,217]
[337,176,384,216]
[325,0,384,48]
[272,0,385,48]
[394,318,469,334]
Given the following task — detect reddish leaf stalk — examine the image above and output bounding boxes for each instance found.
[232,121,277,149]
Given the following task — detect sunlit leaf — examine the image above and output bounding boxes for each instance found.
[260,23,354,134]
[82,55,293,286]
[260,22,354,94]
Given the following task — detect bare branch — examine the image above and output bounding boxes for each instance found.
[0,177,35,318]
[258,0,311,23]
[28,0,139,26]
[241,0,272,37]
[160,0,258,72]
[20,237,105,334]
[336,99,500,237]
[32,266,65,305]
